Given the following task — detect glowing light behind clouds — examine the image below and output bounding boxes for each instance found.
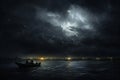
[36,5,96,37]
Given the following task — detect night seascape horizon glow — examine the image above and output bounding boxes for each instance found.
[0,0,120,80]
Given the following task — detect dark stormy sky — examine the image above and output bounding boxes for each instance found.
[0,0,120,57]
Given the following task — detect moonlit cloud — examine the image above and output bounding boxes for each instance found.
[1,0,118,56]
[36,5,96,38]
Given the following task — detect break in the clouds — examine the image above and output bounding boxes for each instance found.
[1,0,120,56]
[36,5,103,38]
[12,4,108,43]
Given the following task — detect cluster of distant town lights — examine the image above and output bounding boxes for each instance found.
[22,56,114,61]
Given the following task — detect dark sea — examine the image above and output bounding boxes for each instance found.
[0,60,120,80]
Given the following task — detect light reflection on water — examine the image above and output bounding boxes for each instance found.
[0,61,120,80]
[38,61,87,71]
[29,61,110,77]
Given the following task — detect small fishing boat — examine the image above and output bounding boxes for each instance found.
[15,60,41,68]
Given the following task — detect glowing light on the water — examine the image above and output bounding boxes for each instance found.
[67,57,72,60]
[39,57,45,60]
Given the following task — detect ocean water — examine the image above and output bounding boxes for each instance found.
[0,61,120,80]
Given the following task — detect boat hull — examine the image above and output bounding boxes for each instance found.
[15,62,41,68]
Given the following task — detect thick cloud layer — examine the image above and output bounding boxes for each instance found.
[36,5,107,38]
[0,0,120,57]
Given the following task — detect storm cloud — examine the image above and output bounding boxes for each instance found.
[0,0,120,57]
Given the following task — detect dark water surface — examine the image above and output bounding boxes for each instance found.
[0,61,120,80]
